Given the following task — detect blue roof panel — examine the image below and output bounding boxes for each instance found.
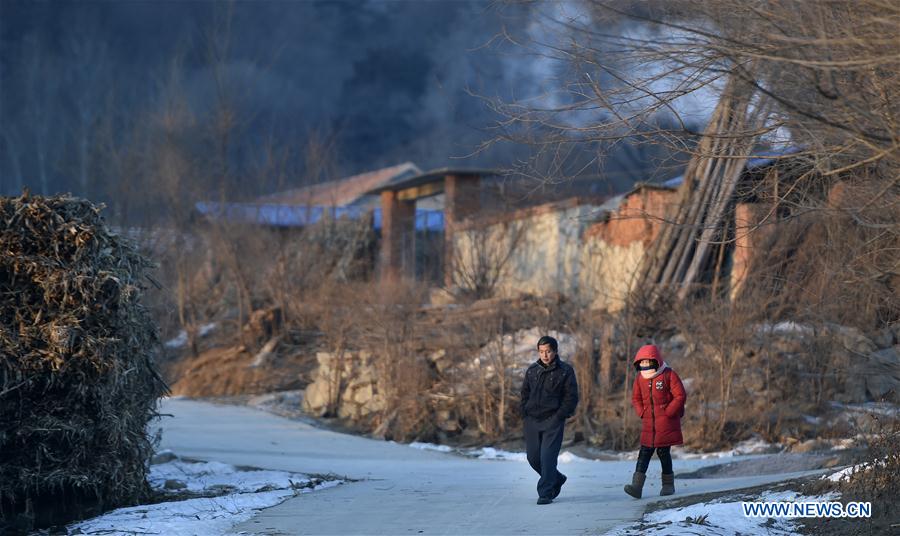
[659,147,801,189]
[195,201,443,231]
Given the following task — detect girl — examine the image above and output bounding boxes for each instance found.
[624,344,686,498]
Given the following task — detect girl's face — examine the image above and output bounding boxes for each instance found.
[640,359,653,368]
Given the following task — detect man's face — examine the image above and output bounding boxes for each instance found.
[538,344,557,365]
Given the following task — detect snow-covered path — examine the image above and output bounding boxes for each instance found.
[158,399,819,535]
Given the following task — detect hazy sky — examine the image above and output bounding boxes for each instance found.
[0,1,712,203]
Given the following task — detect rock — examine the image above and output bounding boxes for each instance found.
[770,335,805,355]
[303,350,387,420]
[351,383,375,405]
[865,346,900,401]
[428,287,457,307]
[428,349,453,374]
[828,324,877,355]
[150,451,178,465]
[302,379,331,417]
[663,333,687,353]
[316,351,335,367]
[838,366,868,403]
[242,307,282,342]
[869,327,896,349]
[337,403,359,420]
[163,479,187,490]
[791,439,828,453]
[435,409,459,432]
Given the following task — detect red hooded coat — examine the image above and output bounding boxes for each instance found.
[631,345,686,447]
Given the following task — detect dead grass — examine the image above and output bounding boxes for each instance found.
[0,193,167,531]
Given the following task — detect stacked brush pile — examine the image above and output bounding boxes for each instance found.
[0,193,167,532]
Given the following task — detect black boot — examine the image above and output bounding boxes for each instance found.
[660,473,675,496]
[624,471,646,499]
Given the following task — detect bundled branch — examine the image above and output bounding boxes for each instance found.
[637,75,768,303]
[0,193,167,530]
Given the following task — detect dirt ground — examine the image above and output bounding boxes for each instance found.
[164,345,318,397]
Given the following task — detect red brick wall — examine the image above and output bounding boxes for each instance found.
[585,187,677,247]
[380,190,416,279]
[730,202,780,299]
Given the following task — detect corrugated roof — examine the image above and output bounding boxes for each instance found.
[660,147,801,189]
[257,162,422,207]
[365,167,500,195]
[194,201,444,231]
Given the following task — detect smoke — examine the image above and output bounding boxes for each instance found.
[0,0,706,204]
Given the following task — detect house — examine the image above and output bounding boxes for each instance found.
[194,162,445,231]
[193,164,492,282]
[427,148,806,311]
[193,149,809,311]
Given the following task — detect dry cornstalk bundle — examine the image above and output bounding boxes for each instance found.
[0,193,167,530]
[637,74,768,304]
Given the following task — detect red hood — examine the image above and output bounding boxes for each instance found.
[633,344,661,364]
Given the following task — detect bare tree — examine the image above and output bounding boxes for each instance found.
[484,1,898,321]
[448,219,529,301]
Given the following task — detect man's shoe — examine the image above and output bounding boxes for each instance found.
[551,473,567,499]
[536,497,553,505]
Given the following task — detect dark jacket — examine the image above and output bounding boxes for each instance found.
[520,357,579,424]
[631,363,686,447]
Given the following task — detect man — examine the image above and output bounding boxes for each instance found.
[520,335,579,505]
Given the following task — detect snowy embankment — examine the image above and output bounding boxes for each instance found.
[606,489,839,536]
[603,462,878,536]
[68,452,341,535]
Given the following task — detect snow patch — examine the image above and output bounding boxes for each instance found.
[409,442,454,453]
[558,451,592,463]
[824,457,886,482]
[672,438,780,459]
[607,490,838,536]
[149,459,307,494]
[406,442,596,464]
[755,321,814,335]
[474,447,528,462]
[165,322,218,349]
[69,455,340,536]
[829,401,900,417]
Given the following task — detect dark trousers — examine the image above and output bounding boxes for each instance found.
[635,445,673,474]
[524,417,565,499]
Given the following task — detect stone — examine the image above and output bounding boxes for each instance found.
[828,324,877,355]
[150,450,178,465]
[351,383,375,405]
[791,439,828,453]
[436,409,459,432]
[839,369,868,404]
[869,327,896,349]
[865,346,900,401]
[302,380,331,417]
[164,479,187,490]
[315,351,334,368]
[667,333,687,348]
[771,335,805,355]
[428,287,457,306]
